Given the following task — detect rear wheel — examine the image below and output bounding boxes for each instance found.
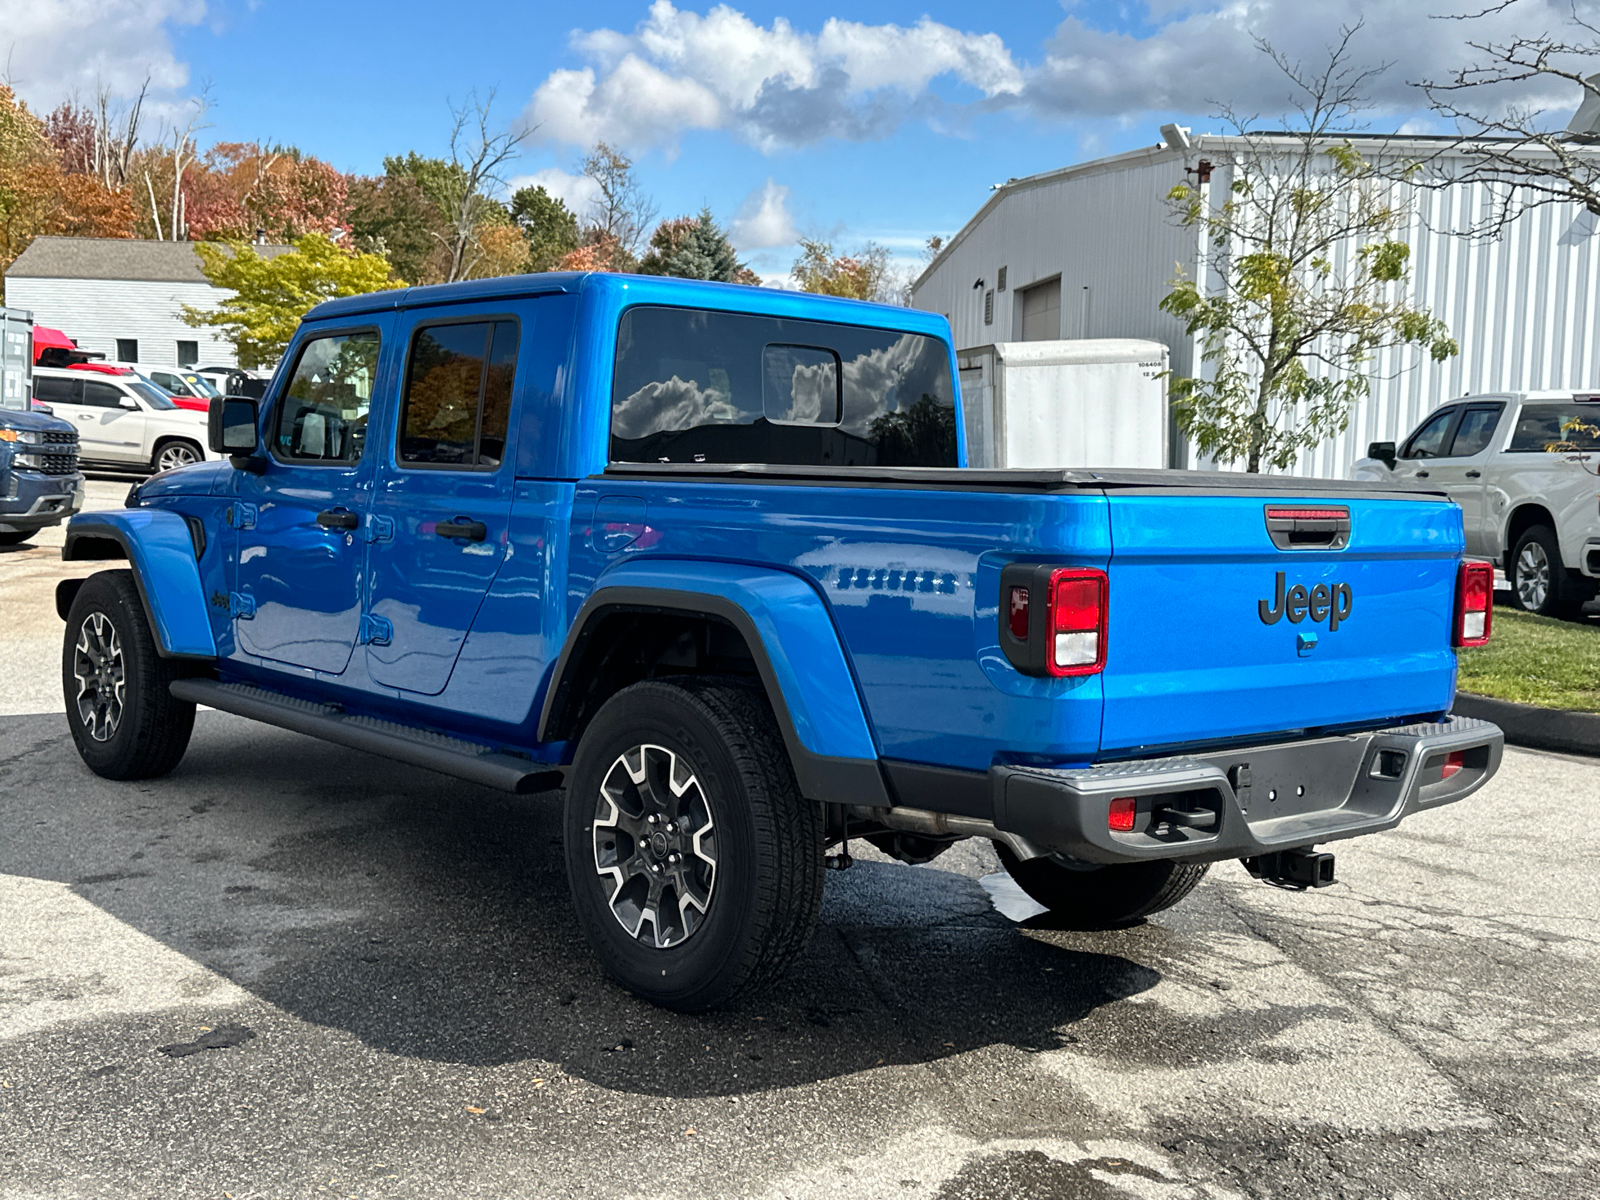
[62,569,196,780]
[1509,525,1583,618]
[564,677,824,1011]
[994,843,1208,928]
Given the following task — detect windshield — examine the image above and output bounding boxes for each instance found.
[131,380,177,410]
[181,372,221,398]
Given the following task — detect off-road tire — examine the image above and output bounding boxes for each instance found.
[994,843,1208,929]
[564,677,824,1011]
[1508,524,1583,618]
[0,530,33,546]
[62,569,196,780]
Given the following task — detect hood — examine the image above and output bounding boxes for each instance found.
[135,458,232,499]
[0,405,75,436]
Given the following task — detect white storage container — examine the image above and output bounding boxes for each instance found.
[956,339,1169,469]
[0,306,32,413]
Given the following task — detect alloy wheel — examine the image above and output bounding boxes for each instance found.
[156,443,199,472]
[1516,542,1550,611]
[592,743,718,949]
[73,612,125,742]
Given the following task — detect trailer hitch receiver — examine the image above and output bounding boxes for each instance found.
[1243,848,1335,890]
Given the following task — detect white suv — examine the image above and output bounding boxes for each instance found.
[32,367,218,473]
[1353,391,1600,617]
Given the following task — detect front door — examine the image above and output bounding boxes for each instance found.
[1426,403,1504,556]
[364,313,520,695]
[232,325,389,675]
[46,377,146,464]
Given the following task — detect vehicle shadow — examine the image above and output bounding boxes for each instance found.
[1,712,1162,1099]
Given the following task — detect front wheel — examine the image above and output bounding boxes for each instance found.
[152,440,202,473]
[564,678,824,1011]
[62,569,196,779]
[994,843,1208,929]
[0,529,33,546]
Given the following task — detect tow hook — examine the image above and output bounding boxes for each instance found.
[1243,848,1336,890]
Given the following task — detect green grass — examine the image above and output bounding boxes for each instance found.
[1457,604,1600,712]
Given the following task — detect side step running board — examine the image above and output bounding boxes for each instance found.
[170,678,564,795]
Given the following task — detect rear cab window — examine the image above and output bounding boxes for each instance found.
[610,306,957,467]
[1507,402,1600,453]
[399,320,519,470]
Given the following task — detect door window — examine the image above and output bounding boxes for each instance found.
[1400,408,1458,459]
[80,380,128,408]
[398,320,519,469]
[272,330,381,464]
[1446,405,1504,457]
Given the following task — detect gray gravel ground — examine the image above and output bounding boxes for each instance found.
[1,707,1596,1200]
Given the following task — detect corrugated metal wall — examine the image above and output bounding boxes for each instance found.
[1,278,239,368]
[914,139,1600,479]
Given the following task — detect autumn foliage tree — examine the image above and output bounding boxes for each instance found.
[183,234,397,367]
[792,238,896,301]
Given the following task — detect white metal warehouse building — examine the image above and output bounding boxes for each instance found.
[3,237,290,371]
[911,134,1600,476]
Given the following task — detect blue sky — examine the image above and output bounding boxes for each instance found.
[10,0,1589,283]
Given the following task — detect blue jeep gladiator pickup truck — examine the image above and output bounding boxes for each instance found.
[55,272,1503,1010]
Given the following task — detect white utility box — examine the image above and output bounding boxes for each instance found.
[955,339,1169,469]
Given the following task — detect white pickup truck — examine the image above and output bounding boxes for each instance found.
[1353,391,1600,618]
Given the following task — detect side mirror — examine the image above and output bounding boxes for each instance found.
[209,395,260,458]
[1368,440,1397,470]
[119,396,140,410]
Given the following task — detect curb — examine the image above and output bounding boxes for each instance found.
[1452,692,1600,758]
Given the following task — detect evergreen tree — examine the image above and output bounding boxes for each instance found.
[509,184,580,272]
[639,208,756,283]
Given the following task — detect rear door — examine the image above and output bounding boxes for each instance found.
[1099,489,1461,756]
[362,309,520,695]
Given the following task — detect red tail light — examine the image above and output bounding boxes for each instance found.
[1454,561,1494,647]
[1047,568,1108,676]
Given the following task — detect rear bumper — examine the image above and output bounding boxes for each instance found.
[990,716,1503,865]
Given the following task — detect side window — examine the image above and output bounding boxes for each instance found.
[398,320,519,469]
[1400,408,1457,459]
[1508,404,1600,453]
[273,331,381,464]
[81,380,128,409]
[1446,406,1504,458]
[610,307,958,467]
[34,375,80,405]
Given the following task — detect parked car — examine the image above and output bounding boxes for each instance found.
[115,363,222,411]
[57,273,1503,1011]
[33,365,218,473]
[193,365,273,399]
[1353,392,1600,617]
[0,404,83,545]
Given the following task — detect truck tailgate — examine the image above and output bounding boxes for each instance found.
[1100,492,1462,756]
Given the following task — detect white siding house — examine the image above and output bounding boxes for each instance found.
[911,135,1600,476]
[3,237,291,370]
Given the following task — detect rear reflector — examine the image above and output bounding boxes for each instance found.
[1047,568,1108,677]
[1008,586,1030,640]
[1108,796,1137,832]
[1454,561,1494,647]
[1441,750,1464,780]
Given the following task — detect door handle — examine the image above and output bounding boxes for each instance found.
[1413,470,1429,478]
[1465,469,1481,478]
[316,508,359,530]
[435,516,487,542]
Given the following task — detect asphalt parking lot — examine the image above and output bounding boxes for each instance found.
[2,484,1598,1199]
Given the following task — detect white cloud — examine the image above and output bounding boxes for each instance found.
[523,1,1024,153]
[1020,0,1593,123]
[2,0,205,110]
[503,166,602,214]
[729,178,797,249]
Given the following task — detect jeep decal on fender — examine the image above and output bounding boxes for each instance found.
[1259,571,1353,630]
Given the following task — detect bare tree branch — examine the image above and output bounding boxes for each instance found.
[432,89,528,282]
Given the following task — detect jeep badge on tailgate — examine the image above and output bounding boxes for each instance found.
[1258,572,1354,629]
